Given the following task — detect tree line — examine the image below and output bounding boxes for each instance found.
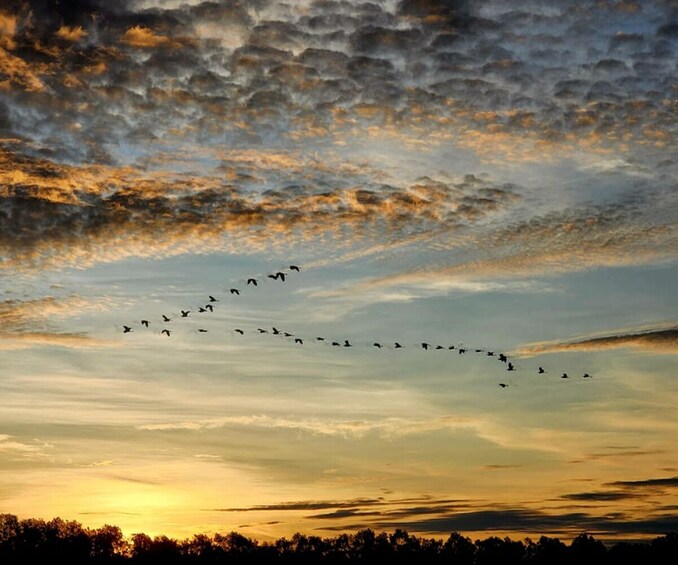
[1,514,676,564]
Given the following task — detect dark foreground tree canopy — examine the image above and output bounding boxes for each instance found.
[1,514,677,564]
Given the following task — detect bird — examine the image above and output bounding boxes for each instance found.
[141,320,149,327]
[507,362,515,371]
[561,373,569,379]
[459,348,467,354]
[373,343,382,348]
[448,345,455,350]
[498,354,508,363]
[475,349,482,353]
[198,329,208,333]
[582,373,592,378]
[538,367,545,374]
[295,338,303,344]
[161,329,171,337]
[247,278,258,286]
[421,342,430,350]
[257,328,268,333]
[436,345,444,350]
[343,340,352,347]
[234,329,244,335]
[316,337,325,341]
[487,351,494,356]
[267,274,277,281]
[230,288,240,295]
[162,315,171,322]
[181,310,190,318]
[209,296,219,302]
[123,326,132,333]
[204,304,214,312]
[272,327,281,335]
[499,383,509,388]
[284,332,294,337]
[332,341,340,346]
[198,307,207,313]
[289,265,300,272]
[275,272,286,282]
[394,342,403,349]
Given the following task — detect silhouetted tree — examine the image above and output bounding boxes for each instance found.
[649,532,678,565]
[90,524,128,562]
[1,514,677,564]
[475,536,525,565]
[569,533,607,564]
[442,532,476,564]
[525,535,568,565]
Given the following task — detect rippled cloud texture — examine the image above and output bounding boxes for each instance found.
[0,0,676,543]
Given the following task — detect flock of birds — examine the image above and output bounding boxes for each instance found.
[120,264,594,388]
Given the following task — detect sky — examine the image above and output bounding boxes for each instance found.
[0,0,677,543]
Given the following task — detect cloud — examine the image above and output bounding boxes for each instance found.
[0,146,520,271]
[135,414,483,439]
[214,498,384,513]
[364,508,678,536]
[608,476,678,489]
[0,295,115,349]
[55,26,88,42]
[120,26,173,48]
[560,491,637,502]
[0,434,52,457]
[519,326,678,356]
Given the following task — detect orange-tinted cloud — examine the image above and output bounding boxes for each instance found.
[120,26,173,48]
[0,296,114,350]
[55,25,87,42]
[0,146,519,271]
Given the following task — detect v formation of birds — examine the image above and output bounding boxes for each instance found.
[121,265,593,388]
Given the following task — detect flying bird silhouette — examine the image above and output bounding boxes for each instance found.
[209,296,219,302]
[230,288,240,295]
[123,326,132,333]
[198,329,208,333]
[486,351,494,356]
[448,345,455,350]
[272,327,281,335]
[204,304,214,312]
[294,338,303,344]
[582,373,592,378]
[162,315,171,322]
[198,307,207,313]
[498,383,509,388]
[459,348,467,354]
[421,343,430,350]
[538,367,545,374]
[284,332,294,337]
[258,328,268,333]
[247,278,257,286]
[289,265,300,272]
[267,274,277,281]
[141,320,149,327]
[161,329,171,337]
[561,373,569,379]
[436,345,444,350]
[234,329,244,335]
[316,337,325,341]
[332,341,340,346]
[276,272,286,281]
[373,343,382,348]
[181,310,190,318]
[507,362,515,371]
[343,340,352,347]
[498,354,508,363]
[394,342,403,349]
